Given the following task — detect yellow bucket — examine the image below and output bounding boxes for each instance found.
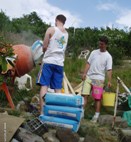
[102,92,116,107]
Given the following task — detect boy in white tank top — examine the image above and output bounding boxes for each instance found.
[36,14,68,114]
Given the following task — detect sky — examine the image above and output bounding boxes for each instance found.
[0,0,131,29]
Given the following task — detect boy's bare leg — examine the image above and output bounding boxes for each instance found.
[55,89,61,93]
[39,86,48,114]
[81,95,88,118]
[82,95,88,109]
[95,100,101,112]
[91,99,101,122]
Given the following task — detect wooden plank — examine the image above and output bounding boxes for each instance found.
[74,82,83,94]
[112,79,119,128]
[63,77,69,94]
[63,72,75,94]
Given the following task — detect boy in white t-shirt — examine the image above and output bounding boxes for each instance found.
[81,36,112,122]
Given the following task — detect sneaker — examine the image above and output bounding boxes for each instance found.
[91,115,98,123]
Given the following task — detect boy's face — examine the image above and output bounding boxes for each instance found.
[55,19,59,26]
[99,41,107,50]
[55,19,64,26]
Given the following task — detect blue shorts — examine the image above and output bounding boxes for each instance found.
[36,63,63,89]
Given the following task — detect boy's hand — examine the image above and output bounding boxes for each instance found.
[82,73,86,81]
[107,81,111,88]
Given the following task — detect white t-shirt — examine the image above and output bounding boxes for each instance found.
[87,49,112,81]
[43,27,68,66]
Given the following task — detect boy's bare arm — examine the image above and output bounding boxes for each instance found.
[82,62,90,80]
[107,69,112,87]
[43,27,55,52]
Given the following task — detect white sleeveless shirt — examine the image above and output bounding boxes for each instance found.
[43,27,68,66]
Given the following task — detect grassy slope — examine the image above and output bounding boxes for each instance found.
[0,58,131,108]
[64,58,131,92]
[0,58,130,142]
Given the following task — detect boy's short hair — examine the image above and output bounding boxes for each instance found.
[99,36,108,44]
[56,14,66,25]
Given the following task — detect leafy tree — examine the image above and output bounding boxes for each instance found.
[12,12,49,38]
[0,11,131,65]
[0,10,12,32]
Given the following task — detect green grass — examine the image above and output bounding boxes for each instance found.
[65,58,131,92]
[64,58,86,87]
[111,65,131,92]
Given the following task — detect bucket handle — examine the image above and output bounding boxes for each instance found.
[104,86,112,93]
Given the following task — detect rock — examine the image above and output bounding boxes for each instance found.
[56,128,80,142]
[78,119,98,137]
[14,127,45,142]
[16,101,26,111]
[11,138,20,142]
[20,112,34,120]
[98,115,128,128]
[115,117,128,128]
[79,137,84,142]
[42,129,60,142]
[98,114,113,125]
[83,135,98,142]
[118,128,131,142]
